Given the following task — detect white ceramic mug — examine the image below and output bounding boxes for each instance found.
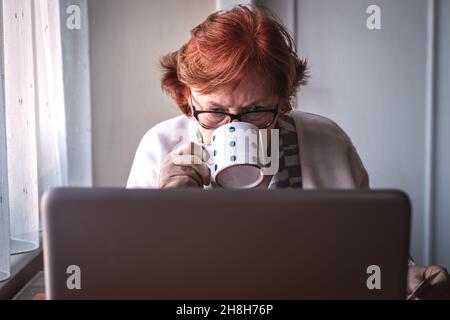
[204,122,264,189]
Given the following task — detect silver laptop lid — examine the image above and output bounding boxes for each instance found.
[42,188,410,299]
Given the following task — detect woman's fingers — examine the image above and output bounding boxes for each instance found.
[159,141,211,188]
[407,266,424,295]
[418,265,450,299]
[162,175,202,189]
[160,163,202,188]
[407,265,450,299]
[172,141,209,164]
[168,154,210,186]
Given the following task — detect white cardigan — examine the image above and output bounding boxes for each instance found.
[126,110,370,189]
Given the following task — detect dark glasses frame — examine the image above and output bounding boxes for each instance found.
[191,96,279,130]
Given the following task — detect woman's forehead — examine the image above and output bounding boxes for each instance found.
[191,71,275,107]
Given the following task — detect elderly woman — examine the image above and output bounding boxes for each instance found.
[127,6,449,299]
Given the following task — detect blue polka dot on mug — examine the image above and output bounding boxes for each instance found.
[229,141,236,147]
[229,127,236,133]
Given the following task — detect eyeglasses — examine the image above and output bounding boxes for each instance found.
[191,98,279,130]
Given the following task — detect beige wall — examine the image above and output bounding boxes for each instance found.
[89,0,215,186]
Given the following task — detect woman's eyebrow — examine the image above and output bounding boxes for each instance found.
[208,102,227,108]
[208,100,263,109]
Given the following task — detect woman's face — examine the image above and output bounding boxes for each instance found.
[189,71,280,145]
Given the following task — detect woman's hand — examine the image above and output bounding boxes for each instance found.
[407,265,450,299]
[159,141,211,188]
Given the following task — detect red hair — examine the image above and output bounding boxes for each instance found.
[160,5,308,115]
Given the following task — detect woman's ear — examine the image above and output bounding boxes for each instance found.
[276,96,290,114]
[279,102,290,114]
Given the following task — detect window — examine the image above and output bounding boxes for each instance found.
[0,0,92,282]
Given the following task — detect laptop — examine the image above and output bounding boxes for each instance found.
[42,188,410,299]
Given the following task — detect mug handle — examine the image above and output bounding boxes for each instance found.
[200,143,218,187]
[200,144,214,165]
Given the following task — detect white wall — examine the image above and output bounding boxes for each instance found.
[216,0,253,10]
[264,0,449,267]
[296,0,429,265]
[89,0,215,186]
[434,0,450,269]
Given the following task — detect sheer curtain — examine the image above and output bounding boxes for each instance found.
[0,0,91,281]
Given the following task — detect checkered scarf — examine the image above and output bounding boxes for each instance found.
[268,113,303,189]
